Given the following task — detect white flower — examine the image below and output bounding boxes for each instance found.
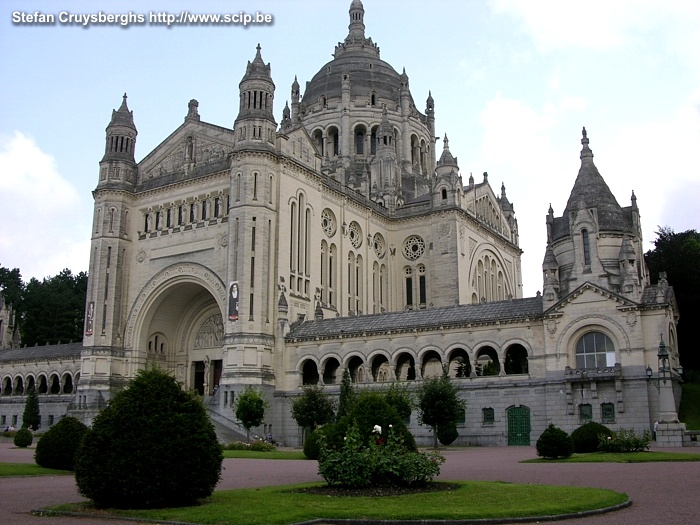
[373,424,382,434]
[389,424,393,428]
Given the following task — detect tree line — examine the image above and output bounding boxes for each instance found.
[644,227,700,373]
[0,265,87,347]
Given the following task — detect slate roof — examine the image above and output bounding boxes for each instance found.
[286,296,544,341]
[0,342,82,363]
[552,129,632,241]
[640,283,676,305]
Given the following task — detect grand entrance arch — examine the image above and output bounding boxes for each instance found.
[124,264,227,393]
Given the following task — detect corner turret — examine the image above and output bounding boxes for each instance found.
[98,93,137,190]
[234,45,277,150]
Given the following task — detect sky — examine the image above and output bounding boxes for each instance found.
[1,0,698,297]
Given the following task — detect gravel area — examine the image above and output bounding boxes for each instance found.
[1,442,698,525]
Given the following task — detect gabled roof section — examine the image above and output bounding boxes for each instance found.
[136,114,234,191]
[287,297,543,341]
[552,128,632,241]
[0,342,82,363]
[544,281,640,315]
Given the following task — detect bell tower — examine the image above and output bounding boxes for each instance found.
[225,46,279,394]
[79,94,138,417]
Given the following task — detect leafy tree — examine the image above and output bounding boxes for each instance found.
[343,391,416,451]
[645,228,700,371]
[22,269,88,346]
[417,371,466,448]
[336,368,355,419]
[382,381,413,422]
[21,389,40,430]
[14,427,33,448]
[0,266,23,313]
[234,387,269,441]
[0,265,88,347]
[0,266,24,346]
[74,368,222,509]
[291,385,335,430]
[454,357,471,378]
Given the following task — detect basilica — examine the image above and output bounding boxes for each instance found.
[1,1,686,446]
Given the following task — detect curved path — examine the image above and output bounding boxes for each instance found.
[1,443,698,525]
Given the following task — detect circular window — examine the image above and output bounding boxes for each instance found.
[373,233,385,258]
[403,235,425,260]
[349,221,362,248]
[321,209,336,237]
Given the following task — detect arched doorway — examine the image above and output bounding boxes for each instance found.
[125,266,226,394]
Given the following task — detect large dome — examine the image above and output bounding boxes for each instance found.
[302,50,403,106]
[301,0,409,107]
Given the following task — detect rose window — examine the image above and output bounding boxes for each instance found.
[349,221,362,248]
[321,208,336,237]
[373,233,386,258]
[403,235,425,260]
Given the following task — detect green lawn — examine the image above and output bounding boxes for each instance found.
[222,449,307,460]
[0,463,71,477]
[524,451,700,463]
[47,481,628,525]
[680,383,700,430]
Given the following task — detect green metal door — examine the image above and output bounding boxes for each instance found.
[507,406,531,445]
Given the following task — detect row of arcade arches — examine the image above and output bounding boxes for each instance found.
[1,372,78,396]
[300,344,529,385]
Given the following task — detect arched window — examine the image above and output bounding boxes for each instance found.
[404,266,413,308]
[576,332,614,369]
[302,360,319,385]
[582,229,591,266]
[355,128,365,155]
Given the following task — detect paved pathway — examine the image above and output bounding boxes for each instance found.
[1,442,699,524]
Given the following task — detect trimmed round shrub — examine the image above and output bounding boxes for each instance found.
[571,421,612,453]
[437,421,459,446]
[303,423,346,459]
[34,417,88,469]
[303,427,325,460]
[13,427,33,448]
[74,368,223,509]
[536,423,573,459]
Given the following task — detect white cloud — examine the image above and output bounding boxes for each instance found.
[473,97,567,296]
[489,0,700,57]
[601,88,700,249]
[0,132,91,280]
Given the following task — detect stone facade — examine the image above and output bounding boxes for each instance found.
[0,1,682,445]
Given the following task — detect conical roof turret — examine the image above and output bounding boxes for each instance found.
[240,44,274,85]
[235,44,276,125]
[106,93,136,131]
[437,134,458,168]
[101,93,137,163]
[552,128,631,240]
